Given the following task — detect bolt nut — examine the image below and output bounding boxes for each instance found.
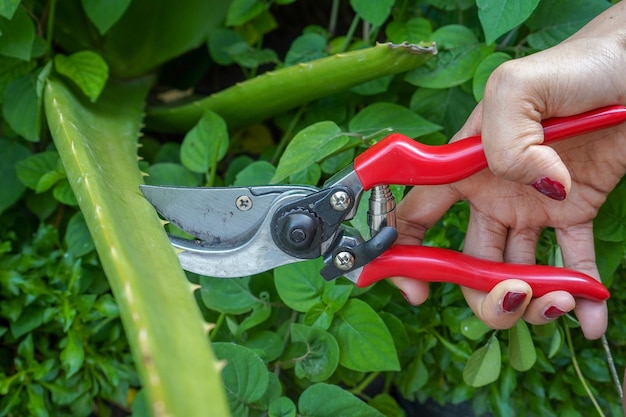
[330,191,351,211]
[333,251,355,271]
[235,195,253,211]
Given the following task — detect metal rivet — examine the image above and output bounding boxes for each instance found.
[236,195,253,211]
[330,191,351,211]
[333,251,355,271]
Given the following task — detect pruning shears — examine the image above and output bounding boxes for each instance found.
[141,105,626,302]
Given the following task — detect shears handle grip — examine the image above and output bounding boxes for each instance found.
[355,246,609,301]
[354,105,626,189]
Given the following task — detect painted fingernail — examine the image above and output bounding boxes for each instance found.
[400,290,418,306]
[502,292,527,313]
[544,306,566,319]
[531,177,566,201]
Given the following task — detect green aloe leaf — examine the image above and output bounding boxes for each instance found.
[147,42,437,132]
[44,76,230,417]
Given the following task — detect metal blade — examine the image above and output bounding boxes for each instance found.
[140,184,316,249]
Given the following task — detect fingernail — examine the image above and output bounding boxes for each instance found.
[502,291,527,313]
[531,177,566,201]
[400,290,418,306]
[544,306,566,319]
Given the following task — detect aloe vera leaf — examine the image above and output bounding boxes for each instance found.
[146,42,437,132]
[44,76,230,417]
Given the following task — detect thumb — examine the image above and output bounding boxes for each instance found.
[481,105,572,201]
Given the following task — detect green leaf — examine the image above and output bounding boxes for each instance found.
[410,86,476,137]
[0,138,29,214]
[226,0,265,26]
[65,211,95,257]
[3,72,40,141]
[200,276,258,314]
[0,56,37,105]
[291,323,340,382]
[0,0,20,19]
[145,162,199,186]
[594,182,626,242]
[426,0,474,11]
[350,0,393,26]
[396,356,429,399]
[234,161,276,186]
[472,52,511,101]
[15,152,59,189]
[526,0,611,49]
[385,17,432,44]
[274,258,332,312]
[272,121,349,183]
[180,110,229,174]
[349,102,442,140]
[369,394,405,417]
[405,25,493,89]
[60,329,85,377]
[54,51,109,102]
[26,384,48,417]
[289,164,321,186]
[460,315,492,341]
[269,397,297,417]
[508,320,536,371]
[242,330,284,362]
[477,0,540,45]
[299,383,385,417]
[237,294,272,336]
[213,342,270,417]
[0,8,35,60]
[207,28,245,65]
[80,0,131,35]
[463,334,501,387]
[284,33,328,66]
[329,299,400,372]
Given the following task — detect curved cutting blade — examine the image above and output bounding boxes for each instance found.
[140,184,317,249]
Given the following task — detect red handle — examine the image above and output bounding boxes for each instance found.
[355,246,609,301]
[354,105,626,189]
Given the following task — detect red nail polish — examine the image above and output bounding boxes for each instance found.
[544,306,566,319]
[531,177,566,201]
[502,292,527,313]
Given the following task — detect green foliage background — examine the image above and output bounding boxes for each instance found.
[1,0,625,416]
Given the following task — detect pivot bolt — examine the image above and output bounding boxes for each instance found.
[330,191,351,211]
[236,195,253,211]
[333,251,355,271]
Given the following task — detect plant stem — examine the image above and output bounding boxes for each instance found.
[271,106,306,165]
[350,371,380,398]
[340,14,360,53]
[45,0,57,59]
[564,323,605,417]
[329,0,340,36]
[601,334,624,401]
[209,313,225,340]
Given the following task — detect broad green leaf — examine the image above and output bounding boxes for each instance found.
[460,315,492,341]
[3,72,40,141]
[0,0,20,19]
[284,32,328,66]
[200,276,259,314]
[52,180,78,206]
[410,86,476,137]
[405,25,493,89]
[472,52,511,101]
[181,110,229,174]
[26,384,48,417]
[45,77,230,416]
[369,394,405,417]
[237,294,272,336]
[291,323,340,382]
[329,299,400,372]
[65,211,95,257]
[299,383,385,417]
[396,356,429,399]
[594,182,626,242]
[321,284,352,313]
[463,334,501,387]
[595,239,625,285]
[508,320,536,371]
[15,151,58,189]
[35,169,64,194]
[426,0,474,11]
[0,138,29,215]
[548,326,563,358]
[80,0,131,35]
[526,0,611,49]
[213,342,270,417]
[0,56,37,105]
[350,75,394,96]
[349,102,442,140]
[208,28,246,65]
[477,0,540,45]
[350,0,393,26]
[54,51,109,102]
[272,121,348,183]
[0,8,35,60]
[145,162,199,186]
[303,302,334,330]
[274,258,332,312]
[269,397,296,417]
[288,164,321,186]
[234,161,276,186]
[60,329,85,377]
[385,17,432,44]
[242,330,283,362]
[226,0,265,26]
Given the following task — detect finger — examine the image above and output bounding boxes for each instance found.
[556,224,607,340]
[481,63,572,198]
[461,210,532,329]
[391,184,462,305]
